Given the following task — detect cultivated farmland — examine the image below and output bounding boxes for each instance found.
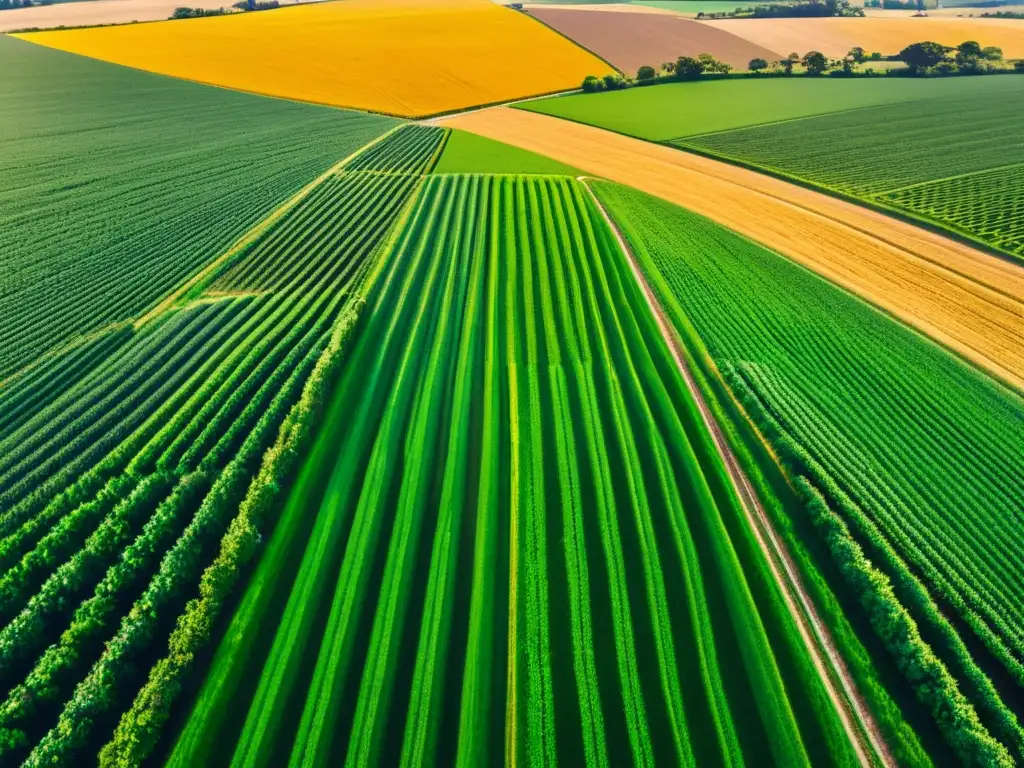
[679,80,1024,257]
[17,0,613,117]
[0,35,395,380]
[595,181,1024,766]
[438,108,1024,388]
[167,173,858,768]
[0,125,445,765]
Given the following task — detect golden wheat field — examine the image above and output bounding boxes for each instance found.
[17,0,611,116]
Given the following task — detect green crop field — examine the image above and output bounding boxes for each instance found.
[0,125,445,765]
[678,79,1024,256]
[516,75,1017,141]
[595,181,1024,766]
[0,35,395,380]
[433,128,584,176]
[166,172,857,768]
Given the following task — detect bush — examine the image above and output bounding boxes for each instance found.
[636,65,657,81]
[749,58,769,72]
[581,75,603,93]
[603,73,628,90]
[675,56,704,80]
[1015,61,1024,73]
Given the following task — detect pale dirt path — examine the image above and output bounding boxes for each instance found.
[436,107,1024,391]
[583,178,894,768]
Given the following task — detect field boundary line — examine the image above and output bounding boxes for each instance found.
[581,177,894,768]
[134,124,405,329]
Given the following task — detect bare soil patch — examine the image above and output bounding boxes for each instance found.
[529,7,782,71]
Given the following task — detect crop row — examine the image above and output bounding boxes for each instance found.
[0,125,442,765]
[593,180,1024,765]
[165,173,857,768]
[0,35,398,380]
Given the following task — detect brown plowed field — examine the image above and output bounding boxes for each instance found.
[436,107,1024,390]
[529,8,782,72]
[699,17,1024,59]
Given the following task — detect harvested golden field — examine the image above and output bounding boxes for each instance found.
[438,107,1024,390]
[698,17,1024,59]
[17,0,611,117]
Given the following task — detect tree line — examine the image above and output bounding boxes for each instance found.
[580,40,1023,93]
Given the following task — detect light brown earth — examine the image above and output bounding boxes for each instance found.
[698,16,1024,58]
[523,2,680,14]
[529,7,782,71]
[436,107,1024,390]
[0,0,326,32]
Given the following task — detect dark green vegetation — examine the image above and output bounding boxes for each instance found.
[517,74,1015,140]
[0,124,446,766]
[166,173,857,768]
[0,35,395,380]
[433,128,584,176]
[679,78,1024,256]
[595,181,1024,767]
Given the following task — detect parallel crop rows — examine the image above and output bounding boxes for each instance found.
[168,173,856,768]
[0,35,396,380]
[676,82,1024,258]
[0,125,441,766]
[594,181,1024,765]
[881,163,1024,256]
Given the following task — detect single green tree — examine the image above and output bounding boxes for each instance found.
[848,46,866,62]
[749,58,769,72]
[803,50,829,75]
[636,65,657,81]
[899,41,950,71]
[981,46,1003,60]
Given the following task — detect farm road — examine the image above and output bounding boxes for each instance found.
[436,107,1024,392]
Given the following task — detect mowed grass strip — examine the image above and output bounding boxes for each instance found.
[18,0,612,118]
[167,172,858,767]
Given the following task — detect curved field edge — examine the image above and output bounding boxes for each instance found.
[164,172,860,768]
[670,140,1024,268]
[592,180,1024,768]
[433,108,1024,392]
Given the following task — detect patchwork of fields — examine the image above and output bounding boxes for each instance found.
[17,0,612,117]
[168,172,857,768]
[439,107,1024,389]
[3,9,1024,768]
[0,35,395,380]
[596,182,1024,766]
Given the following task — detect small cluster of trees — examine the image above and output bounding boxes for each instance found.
[898,39,1013,74]
[170,0,276,19]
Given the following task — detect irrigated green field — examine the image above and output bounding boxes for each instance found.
[678,80,1024,257]
[166,173,858,768]
[433,129,584,176]
[595,181,1024,767]
[0,35,395,380]
[0,125,445,765]
[516,75,1019,141]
